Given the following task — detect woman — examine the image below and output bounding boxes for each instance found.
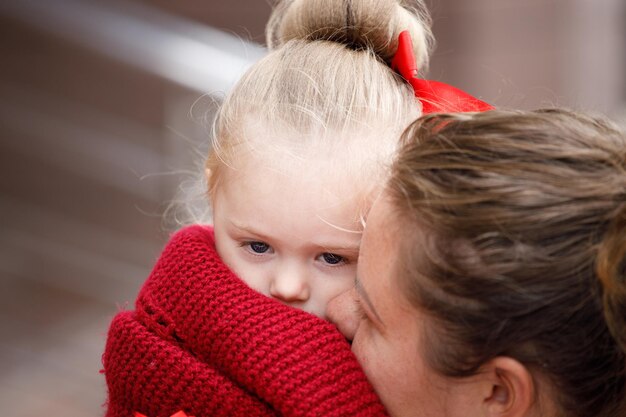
[328,108,626,417]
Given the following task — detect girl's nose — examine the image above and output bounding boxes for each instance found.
[269,266,310,303]
[326,287,358,341]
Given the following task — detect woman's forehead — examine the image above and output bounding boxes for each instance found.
[360,196,422,320]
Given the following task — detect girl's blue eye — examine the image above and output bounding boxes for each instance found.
[249,241,270,253]
[322,253,345,265]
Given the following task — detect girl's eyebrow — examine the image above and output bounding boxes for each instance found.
[229,221,271,240]
[355,276,384,326]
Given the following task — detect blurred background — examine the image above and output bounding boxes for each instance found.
[0,0,624,415]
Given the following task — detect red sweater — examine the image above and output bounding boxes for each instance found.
[103,225,388,417]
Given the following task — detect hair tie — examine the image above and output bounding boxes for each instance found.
[391,31,494,113]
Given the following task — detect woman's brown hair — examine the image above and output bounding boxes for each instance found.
[388,109,626,417]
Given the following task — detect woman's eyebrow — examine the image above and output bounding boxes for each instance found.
[355,276,384,326]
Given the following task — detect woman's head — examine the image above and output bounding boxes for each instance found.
[207,0,433,317]
[329,109,626,416]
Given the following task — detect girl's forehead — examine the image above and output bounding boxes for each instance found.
[226,152,357,193]
[219,151,376,217]
[215,123,394,210]
[216,167,368,236]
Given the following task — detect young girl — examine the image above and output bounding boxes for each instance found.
[204,0,433,319]
[103,1,491,416]
[206,3,491,321]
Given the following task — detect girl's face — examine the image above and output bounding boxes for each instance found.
[211,157,363,319]
[327,196,476,416]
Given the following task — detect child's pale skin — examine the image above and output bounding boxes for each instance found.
[210,153,364,319]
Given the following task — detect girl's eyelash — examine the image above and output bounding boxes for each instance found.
[240,240,272,255]
[319,252,349,266]
[238,242,354,265]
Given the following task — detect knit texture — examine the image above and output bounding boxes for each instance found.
[103,225,388,417]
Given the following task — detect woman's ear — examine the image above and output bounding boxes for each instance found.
[479,357,535,417]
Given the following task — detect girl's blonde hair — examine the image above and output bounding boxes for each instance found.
[389,109,626,417]
[206,0,434,197]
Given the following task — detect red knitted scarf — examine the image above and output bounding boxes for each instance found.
[103,225,388,417]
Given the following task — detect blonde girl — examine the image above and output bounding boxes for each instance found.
[205,0,434,318]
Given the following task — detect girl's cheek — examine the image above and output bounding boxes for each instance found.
[326,288,360,340]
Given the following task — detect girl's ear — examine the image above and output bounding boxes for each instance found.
[205,168,216,202]
[478,357,536,417]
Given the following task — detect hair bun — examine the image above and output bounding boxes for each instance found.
[266,0,433,73]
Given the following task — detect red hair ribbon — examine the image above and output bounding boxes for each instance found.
[134,411,194,417]
[391,30,494,113]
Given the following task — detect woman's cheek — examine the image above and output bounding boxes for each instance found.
[351,327,377,378]
[353,331,402,416]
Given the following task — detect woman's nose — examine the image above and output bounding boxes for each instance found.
[269,265,310,303]
[326,287,358,341]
